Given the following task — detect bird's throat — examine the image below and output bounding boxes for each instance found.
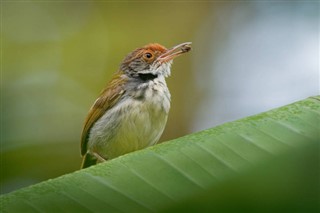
[138,73,158,81]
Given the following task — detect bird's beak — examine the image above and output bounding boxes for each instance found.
[157,42,192,63]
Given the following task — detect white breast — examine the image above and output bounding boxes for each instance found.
[87,77,171,160]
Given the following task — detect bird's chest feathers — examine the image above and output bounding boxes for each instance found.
[129,78,171,114]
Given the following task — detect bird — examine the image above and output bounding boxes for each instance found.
[80,42,192,169]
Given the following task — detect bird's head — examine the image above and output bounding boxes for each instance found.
[120,42,191,79]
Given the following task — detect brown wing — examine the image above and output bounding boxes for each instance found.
[80,72,127,156]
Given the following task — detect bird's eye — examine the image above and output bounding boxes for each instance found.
[144,52,153,59]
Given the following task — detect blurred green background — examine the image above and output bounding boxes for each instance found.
[1,1,318,194]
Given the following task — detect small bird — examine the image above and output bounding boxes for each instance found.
[80,42,192,169]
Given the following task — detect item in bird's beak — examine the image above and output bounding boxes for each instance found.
[181,44,192,53]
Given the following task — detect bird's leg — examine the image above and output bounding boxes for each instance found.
[92,152,107,163]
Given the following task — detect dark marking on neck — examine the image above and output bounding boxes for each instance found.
[138,73,158,81]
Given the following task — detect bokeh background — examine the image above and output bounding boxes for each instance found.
[1,1,318,194]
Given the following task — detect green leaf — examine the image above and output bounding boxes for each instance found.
[1,96,319,212]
